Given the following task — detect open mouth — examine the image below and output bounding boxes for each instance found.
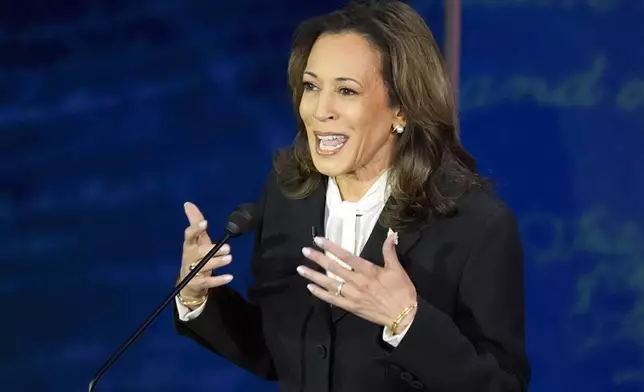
[315,132,349,155]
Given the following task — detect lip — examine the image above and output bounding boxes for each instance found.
[313,131,349,138]
[313,130,349,156]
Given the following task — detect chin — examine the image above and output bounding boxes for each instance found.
[310,149,353,177]
[312,160,349,177]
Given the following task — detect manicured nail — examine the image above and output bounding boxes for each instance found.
[222,275,233,282]
[302,247,311,256]
[199,220,208,229]
[296,265,306,275]
[313,237,324,247]
[222,255,232,262]
[307,284,315,292]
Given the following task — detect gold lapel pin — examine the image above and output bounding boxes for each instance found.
[387,228,399,245]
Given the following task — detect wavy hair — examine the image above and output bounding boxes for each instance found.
[273,0,487,230]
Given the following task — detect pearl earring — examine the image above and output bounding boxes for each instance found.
[393,125,404,134]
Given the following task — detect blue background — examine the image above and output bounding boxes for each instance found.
[1,0,643,391]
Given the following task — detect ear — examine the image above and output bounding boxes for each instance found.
[394,108,406,127]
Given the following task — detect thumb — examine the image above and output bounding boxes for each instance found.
[382,229,400,269]
[184,201,206,225]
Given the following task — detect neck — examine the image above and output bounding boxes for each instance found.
[334,141,395,202]
[335,165,387,202]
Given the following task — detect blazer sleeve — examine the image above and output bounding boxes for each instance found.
[173,172,278,381]
[385,205,531,391]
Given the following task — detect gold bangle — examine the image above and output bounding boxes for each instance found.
[390,302,418,336]
[178,292,208,307]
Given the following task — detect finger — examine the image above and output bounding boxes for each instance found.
[306,283,355,310]
[301,247,357,284]
[185,244,231,272]
[312,237,374,273]
[197,243,231,258]
[184,202,212,245]
[185,254,233,274]
[382,231,401,269]
[198,254,233,273]
[296,265,359,299]
[193,274,234,290]
[184,201,205,225]
[184,221,211,246]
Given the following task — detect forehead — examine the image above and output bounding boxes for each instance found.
[306,32,382,80]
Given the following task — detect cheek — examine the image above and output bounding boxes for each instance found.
[299,96,313,122]
[354,121,393,159]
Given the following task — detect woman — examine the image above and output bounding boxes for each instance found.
[174,1,530,391]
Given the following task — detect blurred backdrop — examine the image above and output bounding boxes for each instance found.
[1,0,643,391]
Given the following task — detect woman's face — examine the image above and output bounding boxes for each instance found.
[299,32,404,179]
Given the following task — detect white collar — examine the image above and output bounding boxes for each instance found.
[323,170,391,275]
[326,170,391,215]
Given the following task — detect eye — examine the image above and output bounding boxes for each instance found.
[303,82,318,91]
[339,87,357,96]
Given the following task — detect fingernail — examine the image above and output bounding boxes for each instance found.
[222,275,233,282]
[313,237,324,247]
[302,247,312,256]
[296,265,306,275]
[199,220,208,229]
[306,284,315,292]
[222,255,232,262]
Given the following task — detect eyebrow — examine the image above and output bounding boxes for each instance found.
[303,71,363,87]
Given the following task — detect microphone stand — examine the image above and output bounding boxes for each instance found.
[88,231,232,392]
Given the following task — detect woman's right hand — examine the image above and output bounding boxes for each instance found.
[178,202,234,307]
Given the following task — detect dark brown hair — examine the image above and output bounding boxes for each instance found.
[274,0,486,230]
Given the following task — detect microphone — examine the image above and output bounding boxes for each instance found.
[88,202,260,392]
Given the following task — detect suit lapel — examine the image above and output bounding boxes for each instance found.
[289,178,332,329]
[330,217,421,323]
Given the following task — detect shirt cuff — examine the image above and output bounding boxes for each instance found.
[382,316,415,347]
[175,295,207,321]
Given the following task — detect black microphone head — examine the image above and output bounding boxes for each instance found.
[226,202,259,237]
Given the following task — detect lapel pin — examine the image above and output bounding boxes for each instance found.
[387,228,399,245]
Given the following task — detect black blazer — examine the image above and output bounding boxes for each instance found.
[174,169,531,392]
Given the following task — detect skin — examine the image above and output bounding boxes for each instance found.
[300,32,404,202]
[179,33,417,332]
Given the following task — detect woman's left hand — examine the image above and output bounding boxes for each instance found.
[297,232,418,329]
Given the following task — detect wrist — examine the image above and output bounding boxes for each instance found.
[178,290,208,309]
[394,307,417,332]
[389,301,418,335]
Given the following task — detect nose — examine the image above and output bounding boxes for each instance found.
[312,90,336,121]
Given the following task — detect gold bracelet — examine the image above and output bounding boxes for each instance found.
[178,292,208,307]
[390,302,418,335]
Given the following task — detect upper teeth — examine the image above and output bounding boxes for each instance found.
[318,135,346,140]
